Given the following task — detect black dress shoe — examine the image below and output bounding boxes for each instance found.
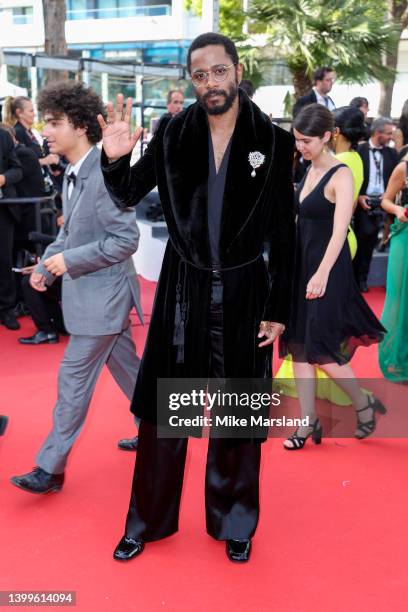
[117,436,138,451]
[113,536,145,561]
[359,280,369,293]
[18,330,59,345]
[0,311,20,330]
[0,415,9,436]
[226,539,251,563]
[11,467,64,494]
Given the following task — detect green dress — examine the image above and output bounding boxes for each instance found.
[379,165,408,382]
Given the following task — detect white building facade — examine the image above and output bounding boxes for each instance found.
[1,0,408,118]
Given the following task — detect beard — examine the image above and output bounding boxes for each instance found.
[196,82,239,116]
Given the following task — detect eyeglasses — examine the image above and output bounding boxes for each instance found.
[191,64,235,88]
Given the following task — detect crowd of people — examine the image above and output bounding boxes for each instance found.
[0,32,407,564]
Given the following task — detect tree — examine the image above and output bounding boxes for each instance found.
[185,0,245,39]
[184,0,267,88]
[378,1,408,116]
[249,0,396,99]
[42,0,68,83]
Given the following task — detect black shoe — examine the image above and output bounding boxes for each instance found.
[355,396,387,439]
[18,331,59,345]
[10,467,64,494]
[0,311,20,330]
[117,436,138,451]
[283,418,323,450]
[226,539,251,563]
[0,415,9,436]
[359,280,369,293]
[113,536,145,561]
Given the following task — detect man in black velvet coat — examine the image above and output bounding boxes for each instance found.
[100,33,295,563]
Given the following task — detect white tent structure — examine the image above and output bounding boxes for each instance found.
[0,47,27,100]
[0,74,28,98]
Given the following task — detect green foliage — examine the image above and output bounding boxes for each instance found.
[219,0,246,39]
[184,0,266,88]
[249,0,397,85]
[236,44,269,89]
[185,0,245,38]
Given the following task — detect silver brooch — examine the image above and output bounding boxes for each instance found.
[248,151,265,177]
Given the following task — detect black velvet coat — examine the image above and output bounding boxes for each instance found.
[101,92,295,426]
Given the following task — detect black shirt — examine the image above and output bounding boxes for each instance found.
[207,135,232,266]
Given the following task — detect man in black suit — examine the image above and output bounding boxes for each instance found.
[0,127,23,330]
[354,117,397,292]
[293,66,336,117]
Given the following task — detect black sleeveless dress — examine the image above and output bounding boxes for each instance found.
[280,164,385,365]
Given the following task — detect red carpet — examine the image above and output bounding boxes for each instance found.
[1,283,407,611]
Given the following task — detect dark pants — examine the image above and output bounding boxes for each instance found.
[0,206,16,313]
[353,207,383,283]
[21,275,65,334]
[125,274,262,542]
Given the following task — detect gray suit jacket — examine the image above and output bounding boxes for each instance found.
[36,146,143,335]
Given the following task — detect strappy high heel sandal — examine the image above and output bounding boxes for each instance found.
[283,418,323,450]
[355,395,387,439]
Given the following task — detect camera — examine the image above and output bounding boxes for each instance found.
[366,196,383,217]
[15,250,38,269]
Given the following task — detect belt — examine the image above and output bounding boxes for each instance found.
[171,242,263,364]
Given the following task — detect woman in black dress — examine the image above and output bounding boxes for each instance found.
[280,104,386,449]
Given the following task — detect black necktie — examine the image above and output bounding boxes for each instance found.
[27,129,38,144]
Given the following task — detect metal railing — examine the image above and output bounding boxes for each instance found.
[66,4,171,20]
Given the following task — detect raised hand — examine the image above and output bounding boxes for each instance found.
[97,93,143,161]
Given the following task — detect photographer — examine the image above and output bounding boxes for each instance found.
[0,127,23,330]
[353,117,397,292]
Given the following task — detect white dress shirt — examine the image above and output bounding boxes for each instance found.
[66,147,94,199]
[366,138,384,196]
[313,87,336,111]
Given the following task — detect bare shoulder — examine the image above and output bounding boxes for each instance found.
[329,164,353,187]
[393,160,407,180]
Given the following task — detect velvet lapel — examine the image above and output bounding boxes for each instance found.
[220,92,275,255]
[163,103,211,266]
[163,93,275,265]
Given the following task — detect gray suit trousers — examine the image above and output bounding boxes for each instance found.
[36,325,140,474]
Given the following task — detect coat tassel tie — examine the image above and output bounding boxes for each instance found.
[173,259,188,364]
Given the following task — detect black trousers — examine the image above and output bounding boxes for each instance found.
[0,207,16,313]
[21,275,65,334]
[125,274,262,542]
[353,207,384,283]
